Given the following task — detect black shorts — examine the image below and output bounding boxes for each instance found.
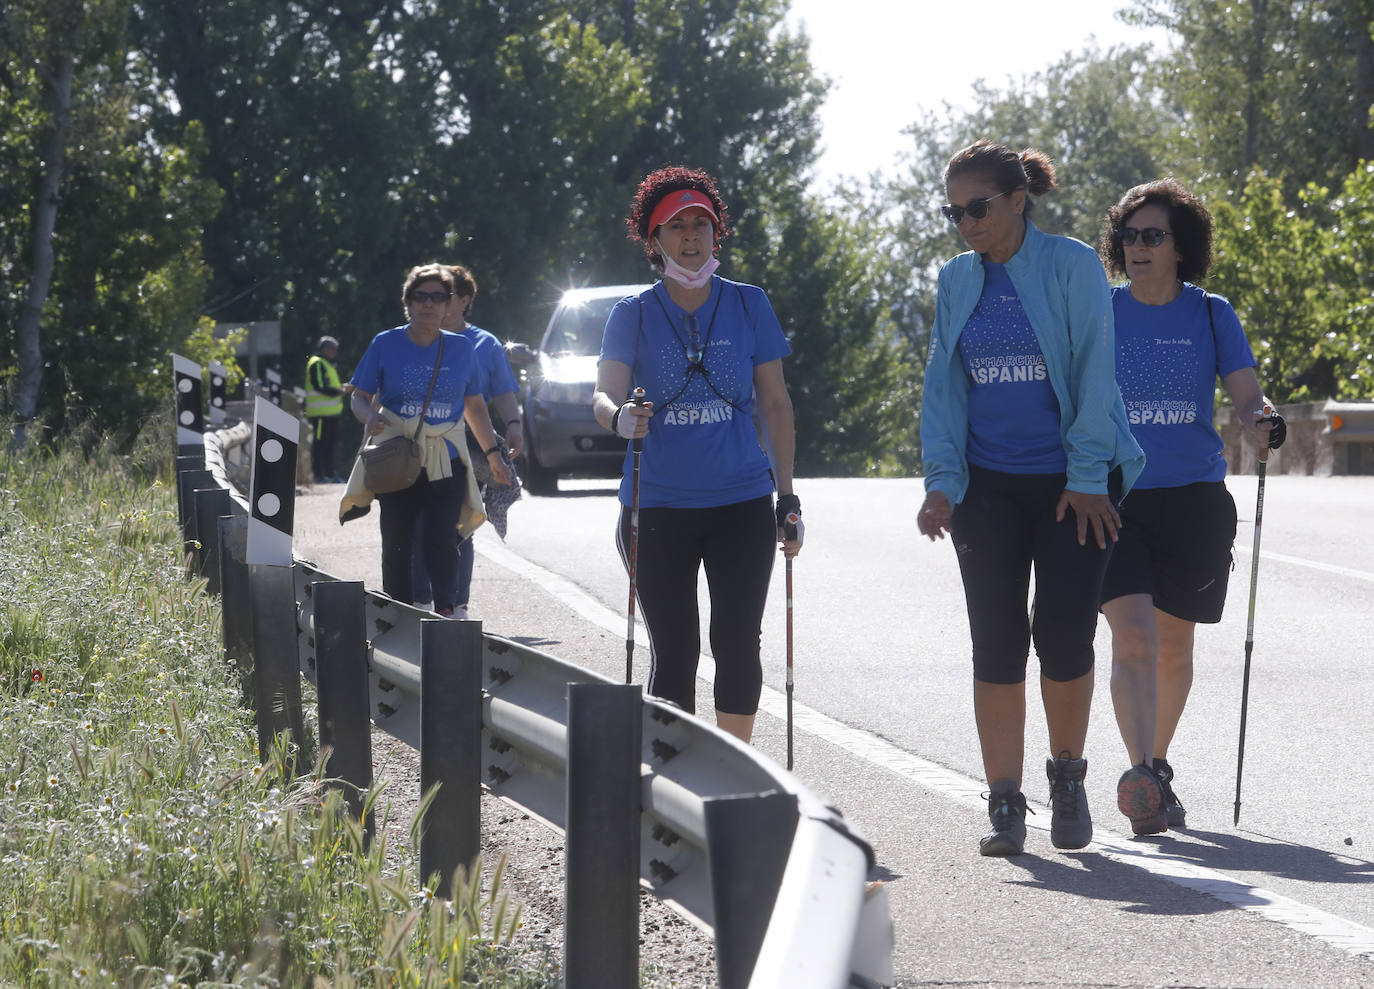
[1101,481,1237,624]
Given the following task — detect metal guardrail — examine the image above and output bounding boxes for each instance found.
[189,412,893,989]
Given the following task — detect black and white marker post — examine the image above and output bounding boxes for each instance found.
[207,360,228,426]
[247,395,307,769]
[172,353,205,460]
[265,368,282,407]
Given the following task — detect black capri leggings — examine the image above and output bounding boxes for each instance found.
[951,465,1120,685]
[617,495,776,716]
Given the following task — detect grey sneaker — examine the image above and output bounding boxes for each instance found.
[1153,758,1187,828]
[1047,753,1093,849]
[979,789,1030,857]
[1117,763,1166,835]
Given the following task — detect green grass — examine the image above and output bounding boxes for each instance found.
[0,422,561,987]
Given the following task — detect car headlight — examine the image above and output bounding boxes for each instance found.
[536,379,590,406]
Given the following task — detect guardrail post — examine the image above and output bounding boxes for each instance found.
[219,515,252,674]
[174,456,206,531]
[249,562,308,773]
[564,682,642,989]
[314,580,374,842]
[420,617,483,897]
[177,467,213,564]
[194,486,233,589]
[704,790,800,989]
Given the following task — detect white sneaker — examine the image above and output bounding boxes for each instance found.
[414,600,434,612]
[438,605,467,621]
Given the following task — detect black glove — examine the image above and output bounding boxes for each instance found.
[775,493,801,540]
[1261,411,1287,450]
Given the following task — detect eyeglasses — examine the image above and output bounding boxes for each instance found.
[1118,227,1173,247]
[940,190,1010,225]
[684,313,703,365]
[409,290,452,305]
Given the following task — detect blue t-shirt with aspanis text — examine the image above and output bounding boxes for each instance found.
[959,263,1066,473]
[350,326,481,458]
[599,277,790,509]
[1114,283,1256,488]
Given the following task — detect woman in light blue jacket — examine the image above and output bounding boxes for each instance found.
[916,141,1144,857]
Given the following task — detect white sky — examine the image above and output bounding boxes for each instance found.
[785,0,1175,185]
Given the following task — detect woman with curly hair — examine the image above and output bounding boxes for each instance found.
[917,141,1144,856]
[592,165,802,744]
[1097,178,1285,837]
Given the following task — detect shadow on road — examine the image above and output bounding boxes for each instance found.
[1139,827,1374,886]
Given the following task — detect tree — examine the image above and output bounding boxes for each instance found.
[2,0,82,446]
[1125,0,1374,198]
[1,0,219,443]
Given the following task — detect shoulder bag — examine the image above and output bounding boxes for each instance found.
[359,336,445,494]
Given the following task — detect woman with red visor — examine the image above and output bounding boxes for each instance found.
[592,166,802,744]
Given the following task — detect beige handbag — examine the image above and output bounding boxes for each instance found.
[358,337,443,494]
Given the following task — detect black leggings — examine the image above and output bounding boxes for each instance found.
[951,465,1119,685]
[617,496,776,715]
[376,458,467,610]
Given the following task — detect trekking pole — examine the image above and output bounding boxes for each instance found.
[1234,406,1273,825]
[783,509,799,771]
[625,387,646,684]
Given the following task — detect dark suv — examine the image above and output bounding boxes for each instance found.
[511,284,650,494]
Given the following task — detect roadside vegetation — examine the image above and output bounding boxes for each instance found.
[0,422,567,987]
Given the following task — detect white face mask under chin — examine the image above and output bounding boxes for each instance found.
[657,239,720,289]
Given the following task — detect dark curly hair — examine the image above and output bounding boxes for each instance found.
[625,165,732,270]
[1099,178,1213,284]
[944,141,1057,217]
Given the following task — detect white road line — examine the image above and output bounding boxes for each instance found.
[1234,545,1374,585]
[476,531,1374,961]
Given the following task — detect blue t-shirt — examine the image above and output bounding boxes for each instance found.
[463,324,519,400]
[1114,283,1256,488]
[959,263,1066,473]
[599,277,791,508]
[350,326,481,458]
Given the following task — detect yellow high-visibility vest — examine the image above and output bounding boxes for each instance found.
[305,355,343,417]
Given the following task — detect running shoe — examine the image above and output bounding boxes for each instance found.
[1153,758,1187,828]
[979,789,1030,857]
[1047,753,1093,849]
[1117,763,1166,835]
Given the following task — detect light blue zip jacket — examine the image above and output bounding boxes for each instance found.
[921,220,1144,505]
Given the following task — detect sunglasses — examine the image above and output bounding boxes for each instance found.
[1118,226,1173,247]
[409,290,452,305]
[940,189,1010,225]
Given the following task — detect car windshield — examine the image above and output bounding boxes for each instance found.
[545,297,622,356]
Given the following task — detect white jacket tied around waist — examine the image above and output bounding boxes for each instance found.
[339,407,486,537]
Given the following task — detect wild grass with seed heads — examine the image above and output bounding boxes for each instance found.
[0,425,563,987]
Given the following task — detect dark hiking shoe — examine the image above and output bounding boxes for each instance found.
[1117,763,1166,836]
[1154,758,1187,828]
[979,789,1030,857]
[1047,753,1093,849]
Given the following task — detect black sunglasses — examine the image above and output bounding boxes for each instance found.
[940,189,1010,225]
[1118,226,1173,247]
[409,290,452,304]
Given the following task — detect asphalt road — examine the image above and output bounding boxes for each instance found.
[294,473,1374,988]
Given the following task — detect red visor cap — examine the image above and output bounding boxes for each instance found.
[648,189,719,234]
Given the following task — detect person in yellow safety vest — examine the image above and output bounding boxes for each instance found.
[305,336,345,483]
